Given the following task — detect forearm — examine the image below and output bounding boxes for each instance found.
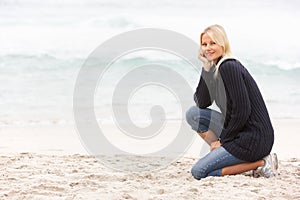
[194,69,215,108]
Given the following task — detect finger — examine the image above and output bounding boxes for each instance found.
[198,51,204,58]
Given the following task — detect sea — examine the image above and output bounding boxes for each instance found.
[1,0,300,128]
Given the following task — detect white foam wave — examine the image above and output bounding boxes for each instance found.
[1,0,300,61]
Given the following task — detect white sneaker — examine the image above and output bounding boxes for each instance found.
[253,153,278,178]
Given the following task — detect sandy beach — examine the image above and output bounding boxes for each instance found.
[0,153,299,200]
[0,119,299,199]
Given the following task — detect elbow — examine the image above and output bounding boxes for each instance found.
[198,102,212,109]
[236,101,251,121]
[195,99,212,109]
[194,94,212,108]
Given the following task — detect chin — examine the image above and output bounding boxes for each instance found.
[206,57,213,62]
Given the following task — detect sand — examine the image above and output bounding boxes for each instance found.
[0,118,299,199]
[0,153,299,200]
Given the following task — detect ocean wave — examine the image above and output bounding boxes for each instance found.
[1,0,299,64]
[237,58,300,77]
[0,54,83,72]
[1,53,300,76]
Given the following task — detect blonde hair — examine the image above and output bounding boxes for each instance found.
[200,24,234,77]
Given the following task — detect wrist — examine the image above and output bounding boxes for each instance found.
[203,65,211,72]
[203,62,212,72]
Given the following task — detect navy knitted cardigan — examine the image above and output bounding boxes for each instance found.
[194,59,274,162]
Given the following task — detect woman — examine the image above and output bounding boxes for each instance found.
[186,24,278,180]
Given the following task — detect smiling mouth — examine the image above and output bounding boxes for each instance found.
[205,52,214,57]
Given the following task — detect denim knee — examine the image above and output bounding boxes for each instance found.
[185,106,198,126]
[186,106,210,133]
[191,165,206,180]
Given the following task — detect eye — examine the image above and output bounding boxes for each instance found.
[210,41,216,45]
[201,43,207,47]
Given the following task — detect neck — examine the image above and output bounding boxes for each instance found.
[213,56,223,65]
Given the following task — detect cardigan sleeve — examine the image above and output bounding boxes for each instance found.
[218,61,251,143]
[194,67,216,108]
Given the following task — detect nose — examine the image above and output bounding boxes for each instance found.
[202,45,212,52]
[205,44,213,50]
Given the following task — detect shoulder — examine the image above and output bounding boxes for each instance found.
[218,59,246,80]
[219,59,244,73]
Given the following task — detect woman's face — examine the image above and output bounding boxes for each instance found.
[201,33,224,64]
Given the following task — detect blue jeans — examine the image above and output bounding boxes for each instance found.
[191,146,244,179]
[186,106,245,179]
[185,106,224,136]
